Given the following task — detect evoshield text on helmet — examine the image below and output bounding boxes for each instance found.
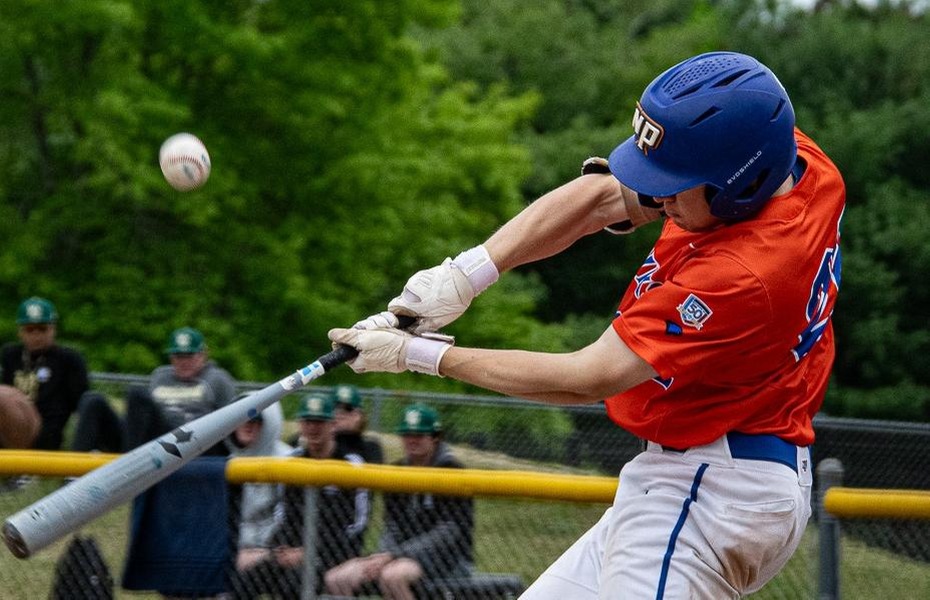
[609,52,797,220]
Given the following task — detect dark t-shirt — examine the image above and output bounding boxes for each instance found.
[379,444,474,577]
[271,445,370,570]
[0,343,89,450]
[335,431,384,465]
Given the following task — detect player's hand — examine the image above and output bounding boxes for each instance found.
[236,548,270,571]
[273,546,304,568]
[388,245,498,333]
[350,310,401,331]
[328,320,453,376]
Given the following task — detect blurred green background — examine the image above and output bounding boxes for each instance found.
[1,0,929,421]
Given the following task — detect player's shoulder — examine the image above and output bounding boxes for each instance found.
[148,364,175,383]
[434,448,465,469]
[0,343,20,361]
[51,345,88,366]
[198,361,236,386]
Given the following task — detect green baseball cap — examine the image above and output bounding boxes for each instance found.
[296,392,335,421]
[17,297,58,325]
[332,384,362,408]
[165,327,206,354]
[396,403,442,435]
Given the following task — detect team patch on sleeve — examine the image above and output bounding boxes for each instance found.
[677,293,713,330]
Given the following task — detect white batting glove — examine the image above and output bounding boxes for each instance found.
[351,311,400,330]
[388,245,499,334]
[327,325,454,376]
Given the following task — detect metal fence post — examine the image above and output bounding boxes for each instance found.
[370,388,386,433]
[817,458,844,600]
[301,486,320,600]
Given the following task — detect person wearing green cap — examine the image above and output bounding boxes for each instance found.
[332,384,384,465]
[71,325,236,454]
[230,391,371,599]
[1,297,89,450]
[325,404,474,599]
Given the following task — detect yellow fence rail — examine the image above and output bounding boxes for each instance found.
[824,486,930,520]
[0,451,618,504]
[4,452,930,517]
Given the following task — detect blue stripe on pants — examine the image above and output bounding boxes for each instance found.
[656,463,709,600]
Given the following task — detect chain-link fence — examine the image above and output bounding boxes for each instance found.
[0,373,928,598]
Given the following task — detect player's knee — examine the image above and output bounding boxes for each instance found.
[324,560,361,594]
[379,558,423,587]
[323,569,344,594]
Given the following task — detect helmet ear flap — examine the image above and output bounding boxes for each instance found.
[734,169,771,201]
[708,168,778,218]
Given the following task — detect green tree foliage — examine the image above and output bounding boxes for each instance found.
[417,0,930,420]
[724,0,930,418]
[412,0,729,323]
[0,0,563,386]
[1,0,928,422]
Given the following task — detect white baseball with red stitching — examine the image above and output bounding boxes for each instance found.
[159,133,211,191]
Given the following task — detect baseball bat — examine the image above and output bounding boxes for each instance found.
[2,316,413,559]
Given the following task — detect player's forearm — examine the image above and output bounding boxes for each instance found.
[484,174,629,273]
[438,327,657,405]
[438,347,603,404]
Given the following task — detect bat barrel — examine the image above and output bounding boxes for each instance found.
[1,379,293,558]
[2,317,413,558]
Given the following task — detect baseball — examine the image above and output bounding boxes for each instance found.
[159,133,211,191]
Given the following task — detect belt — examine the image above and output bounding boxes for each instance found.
[662,432,799,472]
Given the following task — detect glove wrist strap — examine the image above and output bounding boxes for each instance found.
[406,337,452,377]
[452,245,499,295]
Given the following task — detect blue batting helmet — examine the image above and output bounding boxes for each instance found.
[609,51,797,220]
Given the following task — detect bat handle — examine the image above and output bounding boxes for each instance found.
[318,314,417,371]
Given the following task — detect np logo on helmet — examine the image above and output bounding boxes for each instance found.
[632,102,664,155]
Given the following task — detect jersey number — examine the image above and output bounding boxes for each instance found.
[793,244,842,361]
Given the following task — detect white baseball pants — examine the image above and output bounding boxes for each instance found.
[520,434,812,599]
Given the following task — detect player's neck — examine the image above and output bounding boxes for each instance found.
[772,173,795,197]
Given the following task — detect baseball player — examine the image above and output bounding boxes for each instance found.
[329,51,845,598]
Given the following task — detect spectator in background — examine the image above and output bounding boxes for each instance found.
[225,398,294,573]
[0,384,41,449]
[332,384,384,465]
[325,403,474,600]
[0,297,89,450]
[229,392,370,599]
[71,326,237,455]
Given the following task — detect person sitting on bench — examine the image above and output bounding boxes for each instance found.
[324,403,474,600]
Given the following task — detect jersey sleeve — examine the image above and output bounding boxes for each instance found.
[614,252,777,386]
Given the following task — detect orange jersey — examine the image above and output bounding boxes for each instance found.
[608,130,845,447]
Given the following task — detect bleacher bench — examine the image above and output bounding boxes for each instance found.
[322,571,525,599]
[418,572,525,599]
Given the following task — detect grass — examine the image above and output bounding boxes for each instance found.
[0,477,161,599]
[2,438,929,599]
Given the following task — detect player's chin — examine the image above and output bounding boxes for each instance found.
[672,215,719,232]
[666,213,690,230]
